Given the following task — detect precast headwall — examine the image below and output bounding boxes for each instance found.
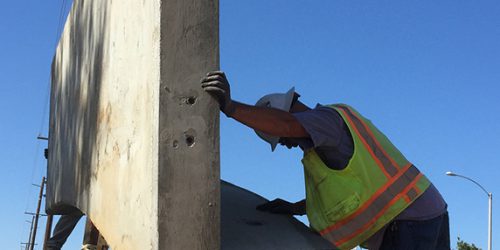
[47,0,220,249]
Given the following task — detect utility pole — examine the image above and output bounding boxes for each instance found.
[21,216,35,250]
[29,176,46,250]
[27,216,34,250]
[42,214,53,250]
[38,134,51,250]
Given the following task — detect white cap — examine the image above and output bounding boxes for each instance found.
[254,87,296,151]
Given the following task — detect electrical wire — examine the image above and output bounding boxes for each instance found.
[20,1,73,249]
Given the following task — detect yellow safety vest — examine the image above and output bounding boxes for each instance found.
[302,104,431,250]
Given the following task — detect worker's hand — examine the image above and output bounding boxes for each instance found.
[201,71,235,117]
[256,198,306,216]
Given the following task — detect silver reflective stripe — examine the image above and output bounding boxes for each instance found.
[406,187,419,201]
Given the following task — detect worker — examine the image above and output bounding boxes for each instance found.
[45,212,101,250]
[201,71,450,250]
[44,148,99,250]
[46,213,81,249]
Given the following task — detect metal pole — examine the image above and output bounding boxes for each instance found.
[26,216,35,250]
[488,193,492,250]
[446,172,493,250]
[29,177,46,250]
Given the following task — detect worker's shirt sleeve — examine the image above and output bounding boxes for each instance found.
[292,105,354,170]
[292,105,346,148]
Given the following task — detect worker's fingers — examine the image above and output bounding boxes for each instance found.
[204,72,226,78]
[256,199,286,211]
[202,74,226,83]
[201,75,224,82]
[257,199,295,215]
[268,206,292,214]
[201,79,224,87]
[202,86,226,96]
[201,81,227,90]
[206,71,226,77]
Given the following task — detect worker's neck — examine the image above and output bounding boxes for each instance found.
[290,101,311,113]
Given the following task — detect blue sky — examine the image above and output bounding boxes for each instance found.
[2,1,499,249]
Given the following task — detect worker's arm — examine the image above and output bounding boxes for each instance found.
[229,101,309,138]
[256,198,306,216]
[201,71,309,138]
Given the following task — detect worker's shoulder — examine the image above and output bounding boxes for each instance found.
[310,104,345,117]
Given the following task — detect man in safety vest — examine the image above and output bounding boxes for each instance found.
[201,71,450,250]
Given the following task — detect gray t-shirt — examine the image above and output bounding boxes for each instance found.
[292,105,447,249]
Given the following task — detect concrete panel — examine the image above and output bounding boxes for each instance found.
[49,0,189,248]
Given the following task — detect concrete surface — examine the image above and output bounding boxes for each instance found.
[48,0,219,249]
[158,0,220,249]
[221,181,335,250]
[48,0,162,248]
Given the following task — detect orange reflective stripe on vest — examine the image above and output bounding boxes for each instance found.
[320,164,423,246]
[302,104,431,249]
[335,105,400,177]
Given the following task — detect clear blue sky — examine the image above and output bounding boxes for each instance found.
[2,1,499,249]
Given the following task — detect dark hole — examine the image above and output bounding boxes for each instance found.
[186,97,196,105]
[186,136,195,147]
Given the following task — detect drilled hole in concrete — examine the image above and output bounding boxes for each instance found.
[186,136,195,147]
[186,96,196,105]
[172,140,179,148]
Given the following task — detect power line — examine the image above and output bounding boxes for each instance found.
[55,0,68,49]
[20,1,73,248]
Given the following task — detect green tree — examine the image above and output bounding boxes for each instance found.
[456,237,481,250]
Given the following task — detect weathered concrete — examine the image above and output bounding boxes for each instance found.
[47,0,219,249]
[158,0,220,249]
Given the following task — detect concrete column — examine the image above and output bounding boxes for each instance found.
[158,0,220,249]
